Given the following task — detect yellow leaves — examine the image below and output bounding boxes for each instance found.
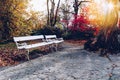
[0,0,46,38]
[17,2,27,9]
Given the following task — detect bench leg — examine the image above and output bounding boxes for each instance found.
[26,49,30,60]
[49,44,54,52]
[59,43,63,49]
[55,43,58,51]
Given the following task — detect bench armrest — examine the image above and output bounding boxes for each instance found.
[57,38,63,40]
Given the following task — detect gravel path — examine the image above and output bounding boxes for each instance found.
[0,42,120,80]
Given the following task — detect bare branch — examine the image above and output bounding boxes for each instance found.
[78,1,90,6]
[60,7,74,14]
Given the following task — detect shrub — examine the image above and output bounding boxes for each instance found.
[31,26,64,38]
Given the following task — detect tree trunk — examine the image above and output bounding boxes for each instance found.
[50,0,55,27]
[47,0,50,26]
[1,19,11,39]
[53,0,61,26]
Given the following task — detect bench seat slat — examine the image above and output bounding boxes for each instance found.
[18,42,54,49]
[53,40,64,44]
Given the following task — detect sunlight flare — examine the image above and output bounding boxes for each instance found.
[108,2,114,10]
[85,0,119,29]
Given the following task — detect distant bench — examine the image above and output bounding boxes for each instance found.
[13,35,64,60]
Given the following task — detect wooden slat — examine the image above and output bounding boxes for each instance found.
[13,35,44,42]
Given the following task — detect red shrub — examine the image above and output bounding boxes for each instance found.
[68,14,99,36]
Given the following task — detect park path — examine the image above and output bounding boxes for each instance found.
[0,42,120,80]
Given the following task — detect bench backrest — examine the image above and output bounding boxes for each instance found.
[13,35,44,42]
[13,35,63,50]
[13,35,45,49]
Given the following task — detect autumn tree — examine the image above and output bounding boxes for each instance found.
[0,0,30,40]
[99,0,120,54]
[26,11,46,31]
[83,0,120,54]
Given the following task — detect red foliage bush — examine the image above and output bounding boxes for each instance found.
[68,15,99,35]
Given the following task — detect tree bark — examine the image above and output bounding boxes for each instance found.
[47,0,50,26]
[53,0,61,26]
[46,0,61,27]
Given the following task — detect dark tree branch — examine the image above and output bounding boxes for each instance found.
[53,0,61,26]
[78,1,90,6]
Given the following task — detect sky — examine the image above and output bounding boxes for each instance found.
[28,0,67,13]
[28,0,46,12]
[27,0,120,20]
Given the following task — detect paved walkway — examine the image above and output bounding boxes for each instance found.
[0,42,120,80]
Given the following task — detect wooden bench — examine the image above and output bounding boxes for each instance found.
[13,35,64,60]
[13,35,53,60]
[45,35,64,51]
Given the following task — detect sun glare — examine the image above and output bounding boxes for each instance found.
[86,0,119,29]
[28,0,46,12]
[108,2,114,10]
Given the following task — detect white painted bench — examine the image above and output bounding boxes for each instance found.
[45,35,64,51]
[13,35,53,60]
[13,35,64,60]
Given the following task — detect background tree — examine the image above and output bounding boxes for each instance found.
[46,0,61,27]
[84,0,120,54]
[26,11,46,31]
[0,0,30,40]
[73,0,90,20]
[60,0,71,29]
